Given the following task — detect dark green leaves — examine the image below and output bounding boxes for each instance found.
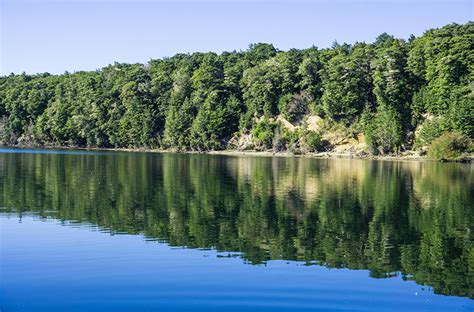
[0,22,471,153]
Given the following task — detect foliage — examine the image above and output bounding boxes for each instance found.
[448,85,474,137]
[373,39,413,127]
[278,91,311,124]
[0,22,472,154]
[415,117,448,147]
[252,118,277,149]
[427,132,472,161]
[407,22,473,135]
[304,130,322,152]
[241,58,284,117]
[362,107,404,154]
[277,126,301,152]
[190,92,241,150]
[320,43,374,122]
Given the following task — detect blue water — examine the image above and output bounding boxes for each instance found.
[1,215,472,312]
[0,148,473,311]
[0,147,120,156]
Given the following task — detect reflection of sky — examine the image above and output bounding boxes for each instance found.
[2,0,472,75]
[0,147,112,156]
[1,215,472,312]
[0,147,148,157]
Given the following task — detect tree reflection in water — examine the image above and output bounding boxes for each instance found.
[0,152,472,298]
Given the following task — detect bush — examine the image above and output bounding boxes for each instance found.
[415,117,447,147]
[428,132,472,161]
[252,118,277,149]
[305,131,322,152]
[278,126,301,151]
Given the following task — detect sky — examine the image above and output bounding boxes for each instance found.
[0,0,472,75]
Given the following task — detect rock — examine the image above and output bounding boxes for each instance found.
[306,115,323,132]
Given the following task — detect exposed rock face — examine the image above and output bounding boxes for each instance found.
[229,114,372,155]
[274,114,323,133]
[276,115,297,132]
[227,133,255,151]
[330,133,367,155]
[306,115,323,132]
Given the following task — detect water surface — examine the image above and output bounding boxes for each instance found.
[1,149,473,311]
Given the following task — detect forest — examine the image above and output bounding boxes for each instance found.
[0,22,472,157]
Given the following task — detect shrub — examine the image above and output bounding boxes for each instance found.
[415,117,447,147]
[305,131,322,152]
[278,126,300,151]
[427,132,472,161]
[252,118,277,149]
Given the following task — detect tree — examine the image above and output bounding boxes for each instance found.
[118,81,154,147]
[297,49,323,114]
[372,39,413,149]
[321,43,373,122]
[0,22,471,154]
[246,43,277,65]
[190,92,241,150]
[241,58,284,117]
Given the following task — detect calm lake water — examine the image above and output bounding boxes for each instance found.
[0,148,473,311]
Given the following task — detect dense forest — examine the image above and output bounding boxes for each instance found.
[1,152,472,298]
[0,22,472,156]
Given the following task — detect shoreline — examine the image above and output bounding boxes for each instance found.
[0,144,450,162]
[2,144,473,163]
[1,145,473,163]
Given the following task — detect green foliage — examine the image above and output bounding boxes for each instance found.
[190,92,241,150]
[252,118,277,149]
[277,49,303,95]
[448,85,474,137]
[0,22,471,154]
[246,43,277,65]
[415,117,448,147]
[297,48,323,101]
[118,80,154,147]
[241,58,284,117]
[277,126,301,152]
[362,107,404,154]
[410,87,428,127]
[373,39,412,124]
[191,53,223,94]
[163,98,196,149]
[321,43,374,122]
[304,130,322,152]
[277,91,310,123]
[407,23,473,115]
[427,132,472,161]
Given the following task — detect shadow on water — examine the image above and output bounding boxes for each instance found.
[0,150,472,298]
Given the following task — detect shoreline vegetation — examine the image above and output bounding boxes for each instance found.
[1,22,472,162]
[3,144,473,162]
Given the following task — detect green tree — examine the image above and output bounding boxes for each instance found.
[321,43,373,121]
[241,58,284,117]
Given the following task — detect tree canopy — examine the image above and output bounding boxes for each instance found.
[0,23,472,153]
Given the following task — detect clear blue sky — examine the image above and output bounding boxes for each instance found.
[1,0,472,75]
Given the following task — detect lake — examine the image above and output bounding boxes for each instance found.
[0,148,472,311]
